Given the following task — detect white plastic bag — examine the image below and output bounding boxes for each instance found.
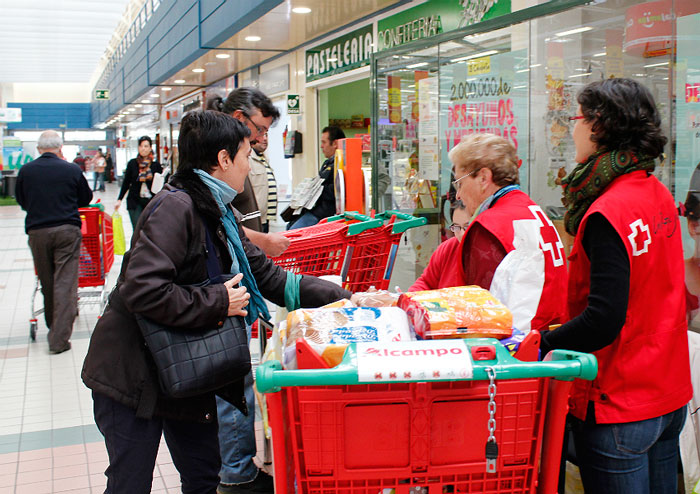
[489,219,544,332]
[151,172,165,194]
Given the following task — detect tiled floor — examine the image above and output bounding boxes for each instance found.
[0,182,268,494]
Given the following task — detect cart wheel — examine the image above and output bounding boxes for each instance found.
[30,321,38,342]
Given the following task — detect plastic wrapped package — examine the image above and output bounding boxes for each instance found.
[350,289,399,307]
[283,307,413,369]
[398,286,513,340]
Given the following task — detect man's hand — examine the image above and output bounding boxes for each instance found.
[263,232,290,257]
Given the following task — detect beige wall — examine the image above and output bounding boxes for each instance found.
[9,83,92,103]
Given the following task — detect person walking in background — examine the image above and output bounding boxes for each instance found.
[16,130,93,354]
[114,136,162,228]
[541,78,691,493]
[249,131,277,233]
[104,149,114,183]
[73,152,86,172]
[288,126,345,230]
[92,149,106,192]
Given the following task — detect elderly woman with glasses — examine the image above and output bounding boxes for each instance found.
[449,132,568,332]
[540,78,691,493]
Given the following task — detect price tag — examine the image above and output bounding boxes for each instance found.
[357,340,473,383]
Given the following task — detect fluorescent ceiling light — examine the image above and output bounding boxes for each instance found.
[135,104,143,108]
[192,68,205,73]
[530,64,542,68]
[174,80,186,84]
[245,36,261,42]
[644,61,669,68]
[555,26,593,37]
[451,50,499,63]
[216,53,231,59]
[569,72,592,78]
[162,87,172,91]
[406,62,428,68]
[633,73,645,77]
[516,68,529,73]
[593,51,606,57]
[292,7,311,14]
[150,93,160,98]
[140,100,150,104]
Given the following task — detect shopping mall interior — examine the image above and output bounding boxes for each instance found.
[1,0,700,493]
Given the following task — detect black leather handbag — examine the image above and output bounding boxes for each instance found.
[135,220,251,399]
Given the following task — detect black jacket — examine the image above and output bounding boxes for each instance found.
[82,170,350,423]
[309,157,336,219]
[16,152,93,233]
[117,158,163,210]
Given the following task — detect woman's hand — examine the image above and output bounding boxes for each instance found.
[224,273,250,317]
[114,199,122,212]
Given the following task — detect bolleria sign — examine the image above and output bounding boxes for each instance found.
[357,340,474,382]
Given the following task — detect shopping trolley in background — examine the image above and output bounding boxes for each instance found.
[271,210,426,292]
[30,206,114,341]
[257,340,597,494]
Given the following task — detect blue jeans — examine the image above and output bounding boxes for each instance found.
[287,211,321,230]
[93,171,105,191]
[217,324,257,484]
[571,404,686,494]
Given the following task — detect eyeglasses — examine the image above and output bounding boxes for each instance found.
[242,113,269,136]
[569,115,585,121]
[449,223,469,233]
[452,168,479,189]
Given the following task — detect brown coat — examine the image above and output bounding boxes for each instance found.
[82,170,350,423]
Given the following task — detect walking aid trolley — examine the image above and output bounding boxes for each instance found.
[30,206,114,341]
[256,339,597,494]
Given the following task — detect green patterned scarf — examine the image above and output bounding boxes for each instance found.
[562,150,655,235]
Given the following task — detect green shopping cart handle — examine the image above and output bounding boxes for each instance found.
[325,211,384,235]
[379,210,427,234]
[256,339,597,394]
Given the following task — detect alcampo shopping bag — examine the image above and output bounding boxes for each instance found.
[113,212,126,256]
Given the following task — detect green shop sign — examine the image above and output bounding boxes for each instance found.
[377,0,511,51]
[306,24,374,83]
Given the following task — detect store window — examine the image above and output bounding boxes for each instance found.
[373,0,700,289]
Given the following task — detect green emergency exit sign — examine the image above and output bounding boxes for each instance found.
[95,89,110,100]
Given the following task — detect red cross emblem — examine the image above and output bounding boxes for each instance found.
[375,372,382,380]
[404,371,412,378]
[529,206,565,267]
[390,372,397,379]
[627,219,651,256]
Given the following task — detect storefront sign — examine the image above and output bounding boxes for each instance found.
[95,89,110,100]
[377,0,511,51]
[306,24,374,82]
[387,75,402,123]
[440,50,529,190]
[287,94,300,114]
[0,107,21,123]
[356,340,473,383]
[260,65,290,95]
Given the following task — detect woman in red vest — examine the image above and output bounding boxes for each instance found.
[541,78,692,493]
[450,133,568,331]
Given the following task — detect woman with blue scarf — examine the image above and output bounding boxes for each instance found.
[83,110,350,494]
[449,133,568,332]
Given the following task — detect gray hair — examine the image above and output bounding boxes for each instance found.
[37,130,63,151]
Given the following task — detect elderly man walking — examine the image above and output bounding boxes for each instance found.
[16,130,93,354]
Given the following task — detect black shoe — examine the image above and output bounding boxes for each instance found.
[49,342,71,354]
[217,470,274,494]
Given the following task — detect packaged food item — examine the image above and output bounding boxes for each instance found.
[398,286,513,340]
[283,307,412,368]
[350,289,399,307]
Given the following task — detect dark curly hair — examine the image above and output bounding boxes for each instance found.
[206,87,280,124]
[577,78,667,159]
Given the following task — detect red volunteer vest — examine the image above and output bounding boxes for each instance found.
[465,190,568,330]
[568,171,692,423]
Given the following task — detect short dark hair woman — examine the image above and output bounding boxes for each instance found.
[115,135,163,228]
[83,110,350,493]
[541,78,691,493]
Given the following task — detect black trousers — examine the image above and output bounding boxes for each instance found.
[93,392,221,494]
[28,224,81,351]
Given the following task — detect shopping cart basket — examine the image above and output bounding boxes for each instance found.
[257,339,597,494]
[30,207,114,341]
[271,211,425,292]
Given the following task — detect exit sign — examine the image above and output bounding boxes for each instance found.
[95,89,110,100]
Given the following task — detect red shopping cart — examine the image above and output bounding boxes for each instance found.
[30,207,114,341]
[256,340,597,494]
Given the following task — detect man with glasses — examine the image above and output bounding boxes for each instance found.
[205,87,286,494]
[207,87,289,258]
